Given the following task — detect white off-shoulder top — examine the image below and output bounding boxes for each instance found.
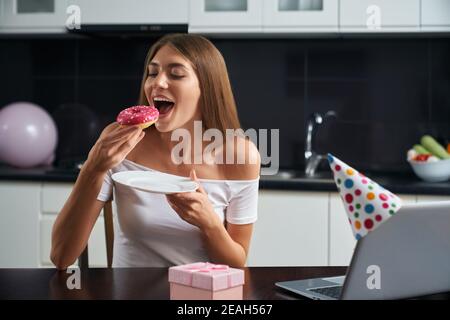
[96,159,259,267]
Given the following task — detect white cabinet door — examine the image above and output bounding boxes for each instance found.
[0,182,40,267]
[41,183,74,214]
[0,0,68,32]
[421,0,450,31]
[189,0,263,33]
[329,193,416,266]
[340,0,420,32]
[72,0,188,24]
[247,190,329,266]
[329,193,357,266]
[263,0,338,32]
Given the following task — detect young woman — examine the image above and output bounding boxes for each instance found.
[51,34,261,269]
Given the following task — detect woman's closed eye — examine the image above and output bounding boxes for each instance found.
[170,67,186,78]
[170,73,185,79]
[148,72,185,79]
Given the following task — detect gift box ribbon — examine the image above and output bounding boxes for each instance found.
[184,262,231,287]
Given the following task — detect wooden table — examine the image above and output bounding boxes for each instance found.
[0,267,448,300]
[0,267,344,299]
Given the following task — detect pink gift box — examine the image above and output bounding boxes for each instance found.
[168,262,245,300]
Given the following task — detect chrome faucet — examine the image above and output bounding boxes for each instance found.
[305,110,337,177]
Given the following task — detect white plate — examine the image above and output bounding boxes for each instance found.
[112,171,198,194]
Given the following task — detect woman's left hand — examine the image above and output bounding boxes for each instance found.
[166,169,222,231]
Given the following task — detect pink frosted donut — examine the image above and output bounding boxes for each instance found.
[116,105,159,129]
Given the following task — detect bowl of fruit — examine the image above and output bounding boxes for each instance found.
[407,135,450,183]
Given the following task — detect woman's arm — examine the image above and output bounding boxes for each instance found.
[51,123,145,270]
[50,165,107,270]
[167,189,253,267]
[202,222,253,268]
[166,170,257,268]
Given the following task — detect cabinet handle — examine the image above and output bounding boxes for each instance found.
[279,0,323,12]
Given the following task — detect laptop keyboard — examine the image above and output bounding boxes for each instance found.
[308,285,343,299]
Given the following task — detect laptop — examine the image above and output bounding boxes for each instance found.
[276,201,450,300]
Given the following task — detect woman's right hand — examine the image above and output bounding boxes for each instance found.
[83,122,145,174]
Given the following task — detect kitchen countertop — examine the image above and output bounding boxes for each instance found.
[1,164,450,196]
[0,164,80,183]
[259,169,450,195]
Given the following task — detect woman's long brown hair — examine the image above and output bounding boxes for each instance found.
[138,33,241,135]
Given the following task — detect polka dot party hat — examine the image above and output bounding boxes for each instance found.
[328,154,402,240]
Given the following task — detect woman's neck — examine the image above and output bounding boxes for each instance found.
[150,120,209,163]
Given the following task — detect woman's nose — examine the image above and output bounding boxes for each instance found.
[152,73,169,89]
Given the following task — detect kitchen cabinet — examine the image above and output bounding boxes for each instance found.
[0,0,69,33]
[0,181,107,268]
[263,0,338,32]
[0,182,40,267]
[1,180,448,268]
[421,0,450,31]
[70,0,188,25]
[247,190,329,266]
[248,190,419,267]
[189,0,338,34]
[190,0,436,35]
[329,193,356,266]
[189,0,263,33]
[340,0,420,32]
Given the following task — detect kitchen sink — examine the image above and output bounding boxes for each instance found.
[261,169,334,182]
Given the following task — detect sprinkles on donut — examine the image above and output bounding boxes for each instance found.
[116,105,159,129]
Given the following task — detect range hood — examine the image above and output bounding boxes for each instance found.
[68,24,188,37]
[66,0,188,37]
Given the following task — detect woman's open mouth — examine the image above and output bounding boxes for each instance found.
[153,97,175,119]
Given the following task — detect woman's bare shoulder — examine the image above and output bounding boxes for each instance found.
[223,136,261,180]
